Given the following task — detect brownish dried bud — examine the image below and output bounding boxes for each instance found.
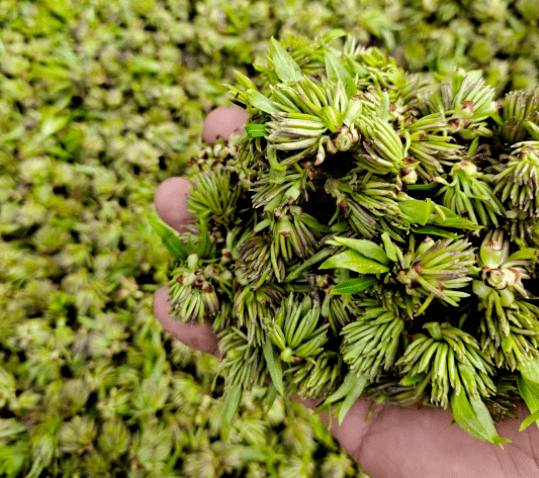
[461,100,474,113]
[338,199,348,212]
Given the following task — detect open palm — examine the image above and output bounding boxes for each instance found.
[152,106,539,478]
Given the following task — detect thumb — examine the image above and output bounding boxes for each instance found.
[153,286,221,358]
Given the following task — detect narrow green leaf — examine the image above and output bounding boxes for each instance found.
[321,105,342,133]
[379,91,389,123]
[234,69,257,90]
[263,336,284,396]
[410,226,461,239]
[506,248,539,263]
[400,373,426,386]
[147,213,191,261]
[196,220,211,258]
[398,199,434,226]
[266,383,279,411]
[517,358,539,431]
[270,37,303,83]
[519,357,539,382]
[381,232,398,263]
[331,277,376,295]
[301,214,330,233]
[319,29,348,45]
[430,216,483,230]
[329,236,390,265]
[247,90,280,114]
[406,182,440,191]
[449,390,512,449]
[267,146,287,171]
[324,50,356,98]
[429,205,483,230]
[319,250,390,274]
[245,123,268,138]
[320,370,357,406]
[221,384,243,440]
[519,409,539,432]
[253,218,271,233]
[338,373,368,425]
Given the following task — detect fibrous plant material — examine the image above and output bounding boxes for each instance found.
[152,31,539,448]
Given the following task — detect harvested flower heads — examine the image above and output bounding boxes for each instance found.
[152,31,539,447]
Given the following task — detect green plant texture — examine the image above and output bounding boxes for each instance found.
[2,0,539,476]
[157,31,539,450]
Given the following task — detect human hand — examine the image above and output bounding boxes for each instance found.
[152,106,539,478]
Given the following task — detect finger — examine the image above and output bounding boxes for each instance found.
[154,106,248,233]
[202,106,249,144]
[153,286,221,358]
[154,177,196,233]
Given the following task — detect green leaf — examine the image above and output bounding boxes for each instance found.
[247,90,280,114]
[517,358,539,431]
[300,214,330,233]
[245,123,268,138]
[398,199,434,226]
[519,408,539,432]
[449,390,512,449]
[196,220,211,258]
[319,29,348,45]
[519,357,539,382]
[338,373,368,425]
[220,384,243,440]
[400,373,426,386]
[381,232,398,263]
[234,69,257,90]
[270,37,303,83]
[147,213,191,261]
[506,248,539,263]
[319,370,359,406]
[263,337,284,396]
[319,250,390,274]
[410,226,461,239]
[406,182,440,191]
[324,50,356,98]
[331,277,376,295]
[321,105,342,133]
[379,91,390,123]
[266,383,279,411]
[429,205,483,231]
[267,146,287,171]
[253,218,271,233]
[329,237,390,265]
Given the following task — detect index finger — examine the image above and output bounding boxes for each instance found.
[154,106,249,234]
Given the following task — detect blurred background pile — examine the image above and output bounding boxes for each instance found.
[1,0,538,476]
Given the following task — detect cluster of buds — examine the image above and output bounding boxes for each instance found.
[476,230,531,298]
[156,33,539,448]
[266,294,328,364]
[168,253,232,324]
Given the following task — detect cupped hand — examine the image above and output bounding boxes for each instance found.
[152,106,539,478]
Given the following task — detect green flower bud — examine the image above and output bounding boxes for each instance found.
[479,230,509,268]
[451,160,478,177]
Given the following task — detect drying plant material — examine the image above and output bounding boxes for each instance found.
[152,31,539,448]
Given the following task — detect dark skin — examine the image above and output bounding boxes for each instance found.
[153,106,539,478]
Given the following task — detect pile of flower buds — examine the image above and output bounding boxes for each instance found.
[155,31,539,447]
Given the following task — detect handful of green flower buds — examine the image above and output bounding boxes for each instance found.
[150,30,539,448]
